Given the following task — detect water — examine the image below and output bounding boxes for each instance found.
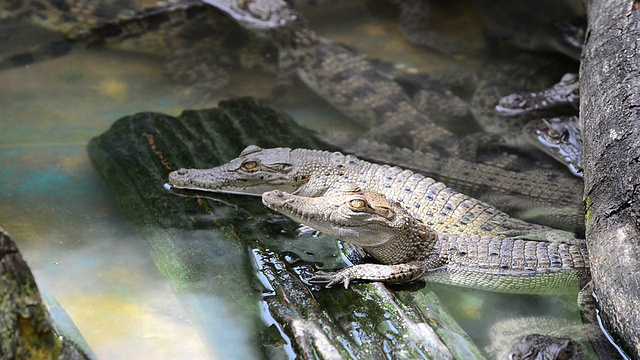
[0,0,587,358]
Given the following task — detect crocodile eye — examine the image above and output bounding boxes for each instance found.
[547,127,561,140]
[349,199,366,210]
[242,161,258,171]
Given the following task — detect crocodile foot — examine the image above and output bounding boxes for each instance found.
[308,263,427,289]
[308,270,356,288]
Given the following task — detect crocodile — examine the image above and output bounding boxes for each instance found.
[524,116,583,178]
[5,0,468,154]
[168,145,581,244]
[386,0,473,56]
[260,184,590,293]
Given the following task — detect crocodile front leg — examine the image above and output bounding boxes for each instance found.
[308,262,428,289]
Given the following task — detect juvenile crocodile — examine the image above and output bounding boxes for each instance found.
[260,185,590,293]
[262,184,620,357]
[168,145,580,243]
[524,116,583,178]
[261,181,621,358]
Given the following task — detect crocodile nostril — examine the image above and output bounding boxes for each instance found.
[177,168,188,175]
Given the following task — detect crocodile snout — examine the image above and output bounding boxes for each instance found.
[262,190,295,210]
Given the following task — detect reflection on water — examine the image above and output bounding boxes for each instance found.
[0,0,586,358]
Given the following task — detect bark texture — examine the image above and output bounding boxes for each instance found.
[581,0,640,358]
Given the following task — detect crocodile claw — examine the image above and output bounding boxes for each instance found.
[308,270,353,289]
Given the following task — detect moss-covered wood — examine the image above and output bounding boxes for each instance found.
[87,97,485,359]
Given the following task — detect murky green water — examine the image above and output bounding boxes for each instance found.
[0,1,587,358]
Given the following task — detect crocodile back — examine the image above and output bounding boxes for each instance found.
[317,151,521,237]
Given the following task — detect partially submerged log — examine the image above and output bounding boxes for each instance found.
[87,97,484,359]
[581,1,640,358]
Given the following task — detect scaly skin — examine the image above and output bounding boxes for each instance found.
[260,185,590,294]
[229,2,461,154]
[168,145,580,243]
[317,133,585,231]
[496,73,579,116]
[524,116,583,178]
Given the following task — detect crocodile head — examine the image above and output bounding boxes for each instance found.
[496,72,579,116]
[168,145,310,196]
[509,334,583,360]
[262,184,417,248]
[524,116,583,177]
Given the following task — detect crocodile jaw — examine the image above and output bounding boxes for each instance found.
[168,167,301,195]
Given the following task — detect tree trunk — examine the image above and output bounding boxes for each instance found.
[581,0,640,358]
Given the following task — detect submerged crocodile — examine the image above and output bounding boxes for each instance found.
[260,184,590,293]
[507,333,583,360]
[204,0,462,154]
[492,317,621,360]
[168,145,580,243]
[0,0,279,95]
[524,116,583,178]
